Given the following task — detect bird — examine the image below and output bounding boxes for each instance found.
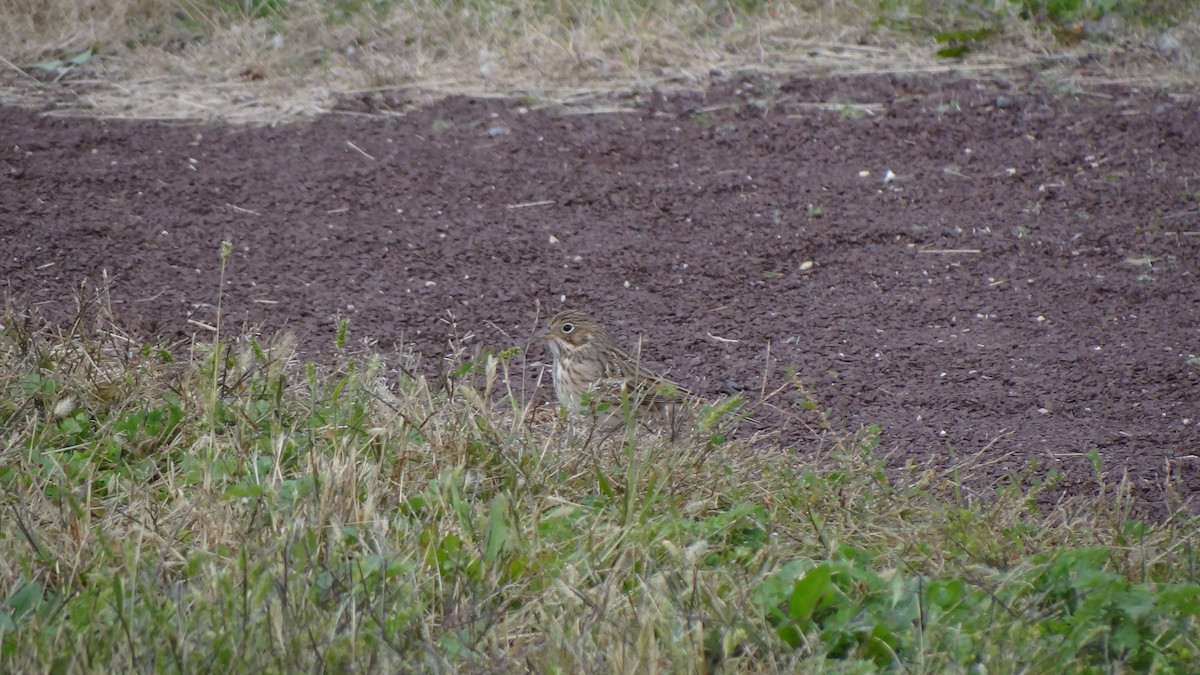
[538,309,690,433]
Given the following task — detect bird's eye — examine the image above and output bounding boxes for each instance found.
[561,323,574,334]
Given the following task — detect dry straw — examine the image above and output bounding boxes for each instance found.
[4,0,1161,122]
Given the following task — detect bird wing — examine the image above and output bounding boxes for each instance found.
[607,345,690,404]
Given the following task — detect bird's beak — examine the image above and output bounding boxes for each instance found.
[536,327,552,341]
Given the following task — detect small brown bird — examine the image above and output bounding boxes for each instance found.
[539,309,689,431]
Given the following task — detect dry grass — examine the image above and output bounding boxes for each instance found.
[1,270,1198,672]
[3,0,1197,122]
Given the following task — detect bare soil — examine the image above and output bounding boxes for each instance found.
[3,72,1198,515]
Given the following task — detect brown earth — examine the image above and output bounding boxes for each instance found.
[2,72,1198,516]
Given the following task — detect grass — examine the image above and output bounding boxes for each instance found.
[2,249,1198,672]
[2,0,1198,121]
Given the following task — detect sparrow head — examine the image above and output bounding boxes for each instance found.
[541,310,605,354]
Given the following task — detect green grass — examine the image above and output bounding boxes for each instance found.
[2,257,1198,672]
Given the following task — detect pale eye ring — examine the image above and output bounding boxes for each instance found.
[561,323,574,334]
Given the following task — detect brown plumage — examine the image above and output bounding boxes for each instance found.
[539,309,688,430]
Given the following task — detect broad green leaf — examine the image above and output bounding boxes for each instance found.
[224,483,264,499]
[484,495,511,564]
[789,563,831,623]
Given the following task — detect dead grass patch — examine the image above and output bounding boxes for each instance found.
[2,0,1196,122]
